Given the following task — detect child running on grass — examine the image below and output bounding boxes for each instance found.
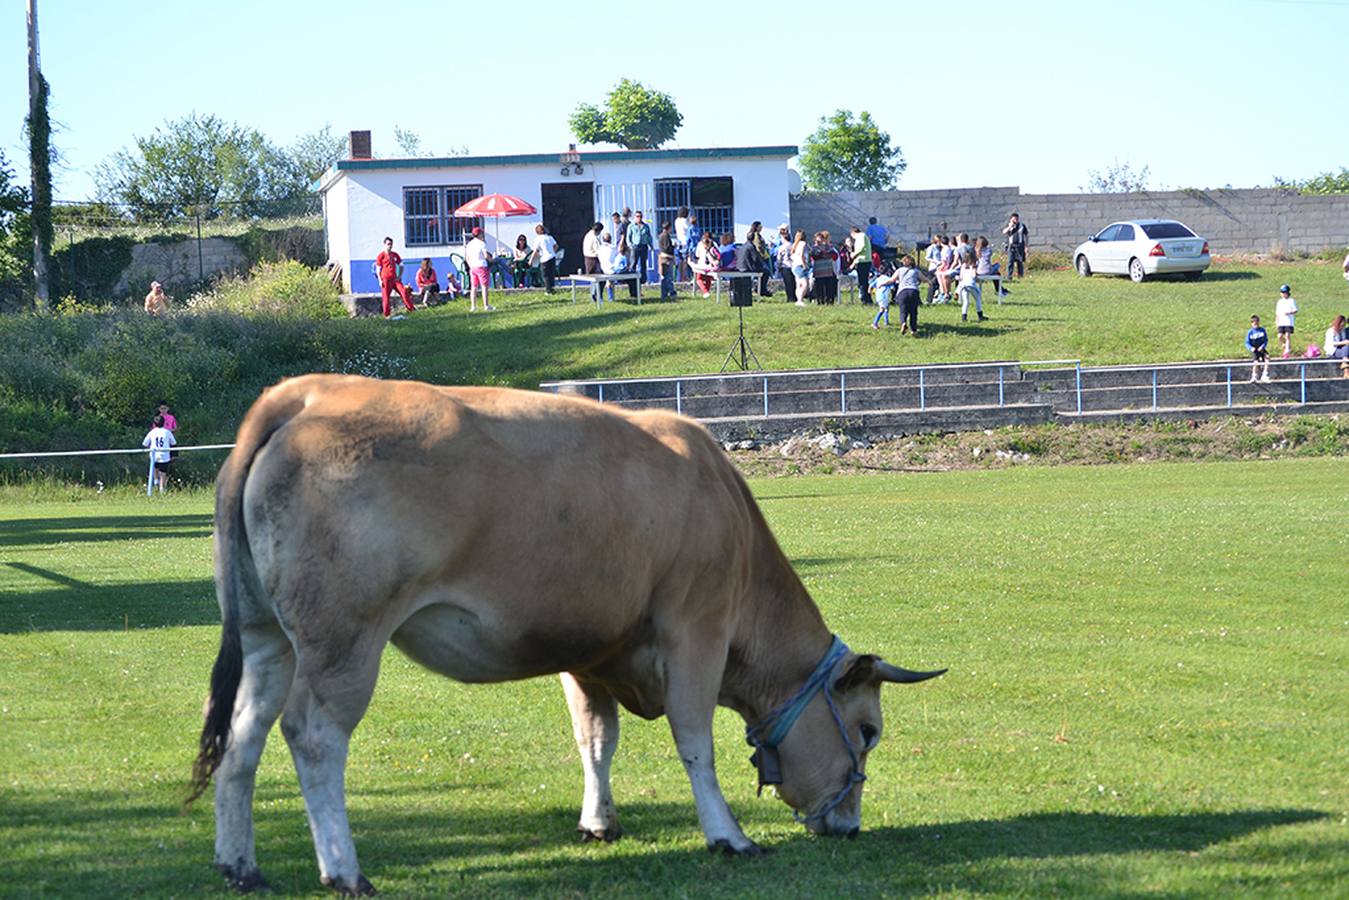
[1245,314,1271,383]
[870,263,897,329]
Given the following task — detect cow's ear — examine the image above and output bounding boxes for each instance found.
[834,654,878,693]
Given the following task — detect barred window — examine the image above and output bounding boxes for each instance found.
[654,177,733,238]
[443,185,482,244]
[402,184,483,246]
[653,179,690,232]
[404,188,440,246]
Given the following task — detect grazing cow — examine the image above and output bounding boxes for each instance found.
[189,374,944,895]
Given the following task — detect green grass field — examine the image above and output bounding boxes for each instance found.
[5,260,1349,488]
[2,459,1346,897]
[373,261,1349,388]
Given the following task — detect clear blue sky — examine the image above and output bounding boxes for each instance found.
[3,0,1347,199]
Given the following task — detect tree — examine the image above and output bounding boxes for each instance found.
[28,0,51,311]
[289,125,347,182]
[393,126,426,157]
[569,80,682,150]
[0,150,33,295]
[798,110,905,191]
[94,113,310,220]
[1082,161,1151,193]
[1273,167,1349,195]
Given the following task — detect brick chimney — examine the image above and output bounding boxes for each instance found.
[349,130,372,160]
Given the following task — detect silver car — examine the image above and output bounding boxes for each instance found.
[1073,219,1211,283]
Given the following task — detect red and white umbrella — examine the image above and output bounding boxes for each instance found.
[453,193,537,218]
[453,193,537,252]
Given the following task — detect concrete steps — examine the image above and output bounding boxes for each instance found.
[1027,360,1348,412]
[540,358,1349,440]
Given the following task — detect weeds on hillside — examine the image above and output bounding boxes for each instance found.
[186,260,342,318]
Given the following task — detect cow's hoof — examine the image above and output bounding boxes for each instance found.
[215,863,267,893]
[577,824,623,843]
[321,873,376,896]
[707,838,767,857]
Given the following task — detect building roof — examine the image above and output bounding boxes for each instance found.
[319,145,798,191]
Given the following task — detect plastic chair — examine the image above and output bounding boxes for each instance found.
[448,252,469,289]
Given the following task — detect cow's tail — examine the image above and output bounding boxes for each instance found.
[186,382,307,808]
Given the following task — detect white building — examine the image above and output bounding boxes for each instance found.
[318,139,797,292]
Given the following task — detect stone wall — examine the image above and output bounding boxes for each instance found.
[113,237,249,296]
[790,187,1349,255]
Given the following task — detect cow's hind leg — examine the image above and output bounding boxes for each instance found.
[214,622,295,892]
[279,646,383,896]
[663,636,762,856]
[560,673,621,842]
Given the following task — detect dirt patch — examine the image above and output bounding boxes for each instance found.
[725,414,1349,478]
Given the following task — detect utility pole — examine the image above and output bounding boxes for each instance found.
[28,0,51,311]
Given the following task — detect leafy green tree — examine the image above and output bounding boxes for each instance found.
[1274,167,1349,195]
[798,111,905,191]
[28,72,52,311]
[393,126,427,157]
[569,80,682,150]
[289,125,348,182]
[94,113,310,220]
[0,149,33,304]
[1082,161,1151,193]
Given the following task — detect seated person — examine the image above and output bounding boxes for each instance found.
[512,234,534,288]
[592,232,629,303]
[444,269,463,300]
[974,236,1007,296]
[718,234,737,270]
[415,258,440,306]
[691,233,719,297]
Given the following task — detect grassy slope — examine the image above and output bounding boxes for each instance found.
[4,261,1346,478]
[1,460,1345,897]
[384,261,1349,388]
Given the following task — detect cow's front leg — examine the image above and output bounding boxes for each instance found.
[560,673,621,841]
[663,640,763,855]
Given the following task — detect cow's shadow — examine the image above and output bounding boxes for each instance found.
[0,784,1329,896]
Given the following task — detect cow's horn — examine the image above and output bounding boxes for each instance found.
[875,662,947,684]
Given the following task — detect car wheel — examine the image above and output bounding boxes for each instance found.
[1076,255,1092,277]
[1183,270,1203,281]
[1128,258,1146,283]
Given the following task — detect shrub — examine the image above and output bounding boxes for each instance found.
[0,302,397,485]
[1026,250,1070,271]
[186,260,342,318]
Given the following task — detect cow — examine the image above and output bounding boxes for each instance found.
[189,373,944,895]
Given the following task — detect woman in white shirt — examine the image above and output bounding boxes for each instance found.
[532,224,559,294]
[789,231,811,307]
[1324,315,1349,376]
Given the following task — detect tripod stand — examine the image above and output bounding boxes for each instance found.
[720,304,762,372]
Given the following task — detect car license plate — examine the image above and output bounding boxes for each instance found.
[1172,242,1196,255]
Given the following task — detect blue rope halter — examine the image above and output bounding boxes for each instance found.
[745,635,866,825]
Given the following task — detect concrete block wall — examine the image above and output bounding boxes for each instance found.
[113,237,249,295]
[791,187,1349,255]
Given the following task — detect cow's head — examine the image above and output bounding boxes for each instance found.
[767,653,944,836]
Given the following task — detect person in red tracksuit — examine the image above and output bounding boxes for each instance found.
[376,236,416,317]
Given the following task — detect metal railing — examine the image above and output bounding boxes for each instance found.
[546,355,1349,420]
[1062,357,1346,414]
[544,359,1081,418]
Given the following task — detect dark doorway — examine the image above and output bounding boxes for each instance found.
[542,182,594,277]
